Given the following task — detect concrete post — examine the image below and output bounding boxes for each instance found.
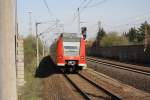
[0,0,17,100]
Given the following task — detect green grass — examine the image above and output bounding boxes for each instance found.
[22,59,42,100]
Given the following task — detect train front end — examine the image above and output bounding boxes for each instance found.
[56,33,86,72]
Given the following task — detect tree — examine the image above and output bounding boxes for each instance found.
[24,35,43,71]
[125,22,150,44]
[95,27,106,46]
[137,21,150,42]
[100,32,129,47]
[126,27,138,42]
[86,39,94,48]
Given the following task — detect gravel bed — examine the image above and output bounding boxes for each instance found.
[80,69,150,100]
[42,74,79,100]
[87,60,150,93]
[67,74,111,100]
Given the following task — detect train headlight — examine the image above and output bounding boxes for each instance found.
[58,55,63,59]
[81,56,84,60]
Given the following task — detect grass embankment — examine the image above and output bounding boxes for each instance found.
[22,35,43,100]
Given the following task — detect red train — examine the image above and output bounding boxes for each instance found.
[50,33,87,72]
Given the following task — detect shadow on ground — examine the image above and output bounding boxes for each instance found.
[35,55,61,78]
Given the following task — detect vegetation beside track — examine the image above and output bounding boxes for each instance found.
[22,35,43,100]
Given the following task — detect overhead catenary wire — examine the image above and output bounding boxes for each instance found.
[100,11,150,32]
[106,22,150,33]
[81,0,94,9]
[42,0,58,20]
[107,16,150,30]
[40,0,63,44]
[71,0,88,25]
[41,24,57,34]
[78,0,88,8]
[71,0,108,25]
[88,16,150,34]
[122,10,150,22]
[80,0,108,17]
[85,0,107,8]
[112,12,150,28]
[71,0,94,26]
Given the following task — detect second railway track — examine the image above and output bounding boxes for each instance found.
[87,56,150,93]
[87,57,150,75]
[64,73,121,100]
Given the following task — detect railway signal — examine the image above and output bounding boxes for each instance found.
[81,27,87,39]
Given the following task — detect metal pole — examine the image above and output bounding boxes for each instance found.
[98,21,101,30]
[36,23,39,67]
[62,25,64,33]
[61,24,64,33]
[28,11,32,34]
[78,8,81,34]
[0,0,17,99]
[42,41,45,57]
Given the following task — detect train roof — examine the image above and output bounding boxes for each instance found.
[60,33,82,39]
[59,33,81,42]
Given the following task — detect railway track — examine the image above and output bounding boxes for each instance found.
[87,57,150,75]
[64,73,121,100]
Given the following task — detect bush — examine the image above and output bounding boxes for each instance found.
[100,32,129,47]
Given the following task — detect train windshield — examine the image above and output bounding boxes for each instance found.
[63,38,80,56]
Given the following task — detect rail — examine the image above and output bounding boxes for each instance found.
[87,57,150,76]
[64,73,121,100]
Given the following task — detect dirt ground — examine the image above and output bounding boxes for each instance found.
[35,56,81,100]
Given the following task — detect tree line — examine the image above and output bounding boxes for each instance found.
[124,21,150,44]
[88,21,150,48]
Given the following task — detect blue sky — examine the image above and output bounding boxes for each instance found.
[17,0,150,43]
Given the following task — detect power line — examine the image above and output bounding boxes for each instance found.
[89,17,150,34]
[40,20,63,35]
[105,10,150,30]
[71,0,107,25]
[102,12,150,31]
[123,11,150,21]
[81,0,107,12]
[107,20,150,33]
[78,0,88,8]
[41,24,57,34]
[108,16,150,30]
[71,0,93,25]
[85,0,107,8]
[81,0,93,9]
[42,0,52,16]
[42,0,57,19]
[75,0,94,16]
[82,0,94,8]
[71,0,88,24]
